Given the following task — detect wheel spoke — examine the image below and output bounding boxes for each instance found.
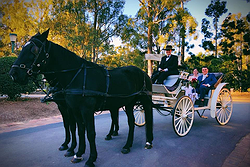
[224,100,231,106]
[186,105,193,113]
[183,120,187,133]
[175,117,182,128]
[179,121,183,134]
[215,88,233,125]
[134,111,140,120]
[174,116,182,122]
[173,97,194,136]
[177,105,182,114]
[186,112,193,117]
[185,117,191,126]
[134,105,145,126]
[217,108,223,117]
[141,112,145,124]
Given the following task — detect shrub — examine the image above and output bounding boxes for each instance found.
[0,56,36,100]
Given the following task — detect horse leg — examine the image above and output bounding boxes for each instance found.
[121,104,135,154]
[71,118,86,163]
[105,108,119,140]
[57,103,70,151]
[141,96,153,149]
[82,110,97,167]
[64,111,77,157]
[113,110,119,136]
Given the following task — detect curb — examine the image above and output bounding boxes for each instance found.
[222,133,250,167]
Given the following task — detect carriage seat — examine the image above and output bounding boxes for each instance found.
[163,75,179,87]
[163,75,180,92]
[199,72,224,99]
[188,72,223,88]
[210,72,224,88]
[212,72,224,80]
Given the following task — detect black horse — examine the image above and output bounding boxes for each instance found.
[42,84,78,158]
[42,82,119,159]
[9,29,153,167]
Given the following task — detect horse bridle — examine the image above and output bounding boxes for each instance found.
[11,38,51,76]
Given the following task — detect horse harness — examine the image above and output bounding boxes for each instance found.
[12,38,151,106]
[47,64,150,98]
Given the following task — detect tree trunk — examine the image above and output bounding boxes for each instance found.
[92,0,98,62]
[181,1,185,63]
[215,15,218,57]
[147,0,153,77]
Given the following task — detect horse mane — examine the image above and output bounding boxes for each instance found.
[30,31,102,70]
[49,41,102,69]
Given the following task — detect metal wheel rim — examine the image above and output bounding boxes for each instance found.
[215,88,233,125]
[173,96,194,137]
[134,105,145,126]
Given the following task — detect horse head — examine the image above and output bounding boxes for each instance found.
[9,29,50,85]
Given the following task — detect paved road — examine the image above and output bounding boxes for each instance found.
[0,102,249,167]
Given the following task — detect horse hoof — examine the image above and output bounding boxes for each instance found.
[105,135,112,140]
[112,131,118,136]
[71,155,83,163]
[59,145,68,151]
[64,150,75,157]
[121,148,130,154]
[144,142,153,149]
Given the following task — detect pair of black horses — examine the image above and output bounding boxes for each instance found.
[9,29,153,167]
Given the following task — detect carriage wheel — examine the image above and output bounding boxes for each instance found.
[215,88,233,125]
[172,96,194,137]
[134,105,145,127]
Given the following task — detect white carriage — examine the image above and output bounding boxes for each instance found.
[133,55,233,137]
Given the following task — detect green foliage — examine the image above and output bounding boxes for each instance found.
[50,0,126,62]
[0,0,36,57]
[0,57,36,100]
[99,45,147,71]
[205,0,228,24]
[201,0,228,55]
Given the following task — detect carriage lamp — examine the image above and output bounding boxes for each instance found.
[9,33,17,53]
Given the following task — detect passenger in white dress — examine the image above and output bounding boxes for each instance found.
[185,69,199,102]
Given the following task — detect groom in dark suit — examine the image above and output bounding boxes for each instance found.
[196,66,217,106]
[151,45,179,84]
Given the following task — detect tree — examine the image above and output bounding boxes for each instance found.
[125,0,197,76]
[201,0,228,57]
[0,0,34,57]
[0,0,54,57]
[220,13,250,91]
[29,0,53,33]
[175,1,197,61]
[86,0,126,62]
[200,18,215,52]
[0,57,36,100]
[99,44,146,71]
[50,0,126,62]
[50,0,92,59]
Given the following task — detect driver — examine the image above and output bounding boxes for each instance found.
[151,45,179,84]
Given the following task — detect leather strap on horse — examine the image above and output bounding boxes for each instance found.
[40,62,151,105]
[64,65,151,98]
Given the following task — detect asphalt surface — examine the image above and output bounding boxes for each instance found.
[0,102,249,167]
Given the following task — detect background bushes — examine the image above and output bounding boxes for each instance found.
[0,56,36,100]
